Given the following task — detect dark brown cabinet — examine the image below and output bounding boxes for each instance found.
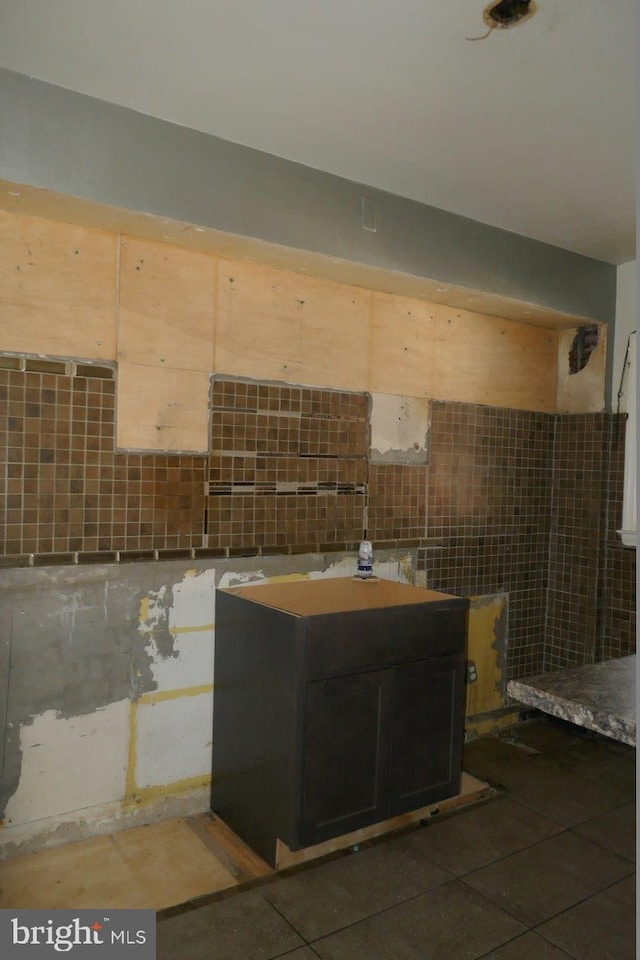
[211,577,467,866]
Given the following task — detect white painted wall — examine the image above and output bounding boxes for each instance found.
[611,260,637,411]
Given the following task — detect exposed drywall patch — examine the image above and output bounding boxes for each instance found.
[370,394,430,464]
[308,554,411,583]
[138,584,176,660]
[145,569,216,693]
[217,570,267,589]
[3,701,128,827]
[168,569,216,633]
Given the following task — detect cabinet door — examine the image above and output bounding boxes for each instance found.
[389,654,465,815]
[301,669,392,847]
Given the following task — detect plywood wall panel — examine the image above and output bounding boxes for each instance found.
[117,237,216,371]
[215,259,370,389]
[0,209,117,359]
[117,363,210,451]
[370,292,436,396]
[432,306,558,411]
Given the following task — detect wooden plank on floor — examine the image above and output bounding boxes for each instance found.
[186,813,273,883]
[275,772,493,870]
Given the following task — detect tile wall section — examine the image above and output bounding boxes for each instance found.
[0,362,634,676]
[207,378,369,552]
[545,414,605,670]
[599,415,636,660]
[0,365,205,563]
[0,366,430,563]
[419,403,555,678]
[420,404,635,677]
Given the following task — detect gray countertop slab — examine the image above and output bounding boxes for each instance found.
[507,656,636,747]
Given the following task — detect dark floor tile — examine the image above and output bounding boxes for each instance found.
[505,719,584,754]
[260,835,450,940]
[156,889,304,960]
[462,736,533,785]
[566,739,636,783]
[572,802,636,861]
[279,951,323,960]
[505,754,635,827]
[462,830,634,927]
[536,874,636,960]
[479,931,574,959]
[311,880,525,960]
[399,796,562,876]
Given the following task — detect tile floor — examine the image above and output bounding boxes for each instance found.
[156,719,636,960]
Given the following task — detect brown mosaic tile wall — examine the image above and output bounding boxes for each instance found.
[368,464,427,542]
[1,363,634,679]
[545,414,606,670]
[420,402,555,679]
[207,378,369,552]
[598,415,636,660]
[0,366,205,563]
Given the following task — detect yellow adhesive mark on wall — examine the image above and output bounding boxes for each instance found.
[125,701,139,803]
[137,597,153,638]
[399,554,414,583]
[465,594,506,719]
[267,573,311,584]
[138,597,150,621]
[169,623,215,636]
[127,775,212,808]
[138,684,213,707]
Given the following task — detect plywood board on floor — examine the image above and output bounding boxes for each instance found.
[0,818,237,910]
[0,209,117,361]
[275,772,493,870]
[110,817,236,908]
[117,236,216,372]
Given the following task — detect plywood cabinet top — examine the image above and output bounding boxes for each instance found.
[220,577,461,617]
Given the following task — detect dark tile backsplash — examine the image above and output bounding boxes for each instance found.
[0,364,634,677]
[545,414,606,671]
[207,377,368,551]
[421,403,555,678]
[0,368,206,556]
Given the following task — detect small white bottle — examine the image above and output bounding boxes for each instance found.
[357,539,373,579]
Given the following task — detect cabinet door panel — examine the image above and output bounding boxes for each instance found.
[301,670,392,847]
[389,654,465,814]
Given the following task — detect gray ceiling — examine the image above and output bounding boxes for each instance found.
[0,0,635,264]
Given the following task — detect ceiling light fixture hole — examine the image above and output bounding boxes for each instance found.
[483,0,537,30]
